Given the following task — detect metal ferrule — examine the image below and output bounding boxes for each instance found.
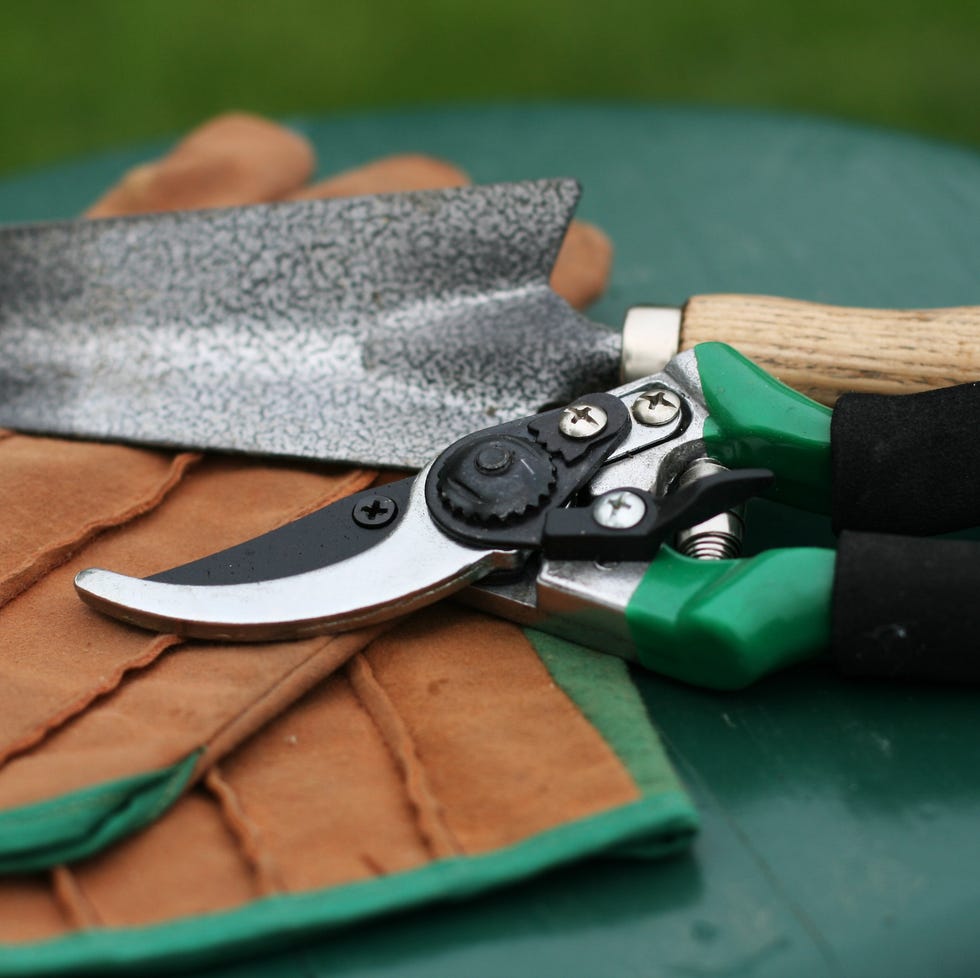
[619,305,683,383]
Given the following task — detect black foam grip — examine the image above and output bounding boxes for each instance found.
[833,531,980,682]
[831,382,980,535]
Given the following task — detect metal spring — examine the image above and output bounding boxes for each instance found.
[673,457,746,561]
[676,530,742,561]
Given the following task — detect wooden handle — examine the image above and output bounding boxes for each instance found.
[681,294,980,405]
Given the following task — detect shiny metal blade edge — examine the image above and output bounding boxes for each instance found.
[75,468,521,641]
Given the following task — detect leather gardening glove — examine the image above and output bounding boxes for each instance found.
[0,115,691,957]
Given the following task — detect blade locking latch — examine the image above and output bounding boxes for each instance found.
[541,468,774,562]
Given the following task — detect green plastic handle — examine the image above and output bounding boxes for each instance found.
[625,547,835,689]
[696,342,833,513]
[624,343,837,688]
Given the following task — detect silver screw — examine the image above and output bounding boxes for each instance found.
[559,403,608,439]
[632,388,682,426]
[592,490,646,529]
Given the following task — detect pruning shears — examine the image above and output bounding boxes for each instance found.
[76,342,980,690]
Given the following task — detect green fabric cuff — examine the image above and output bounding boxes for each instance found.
[0,753,199,875]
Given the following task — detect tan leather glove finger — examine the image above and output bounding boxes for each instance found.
[85,113,315,217]
[288,153,470,199]
[551,219,613,311]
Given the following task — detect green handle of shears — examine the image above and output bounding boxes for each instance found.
[626,547,835,688]
[697,341,833,513]
[624,342,836,689]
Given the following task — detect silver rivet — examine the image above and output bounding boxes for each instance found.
[592,490,646,529]
[559,403,608,439]
[632,388,682,426]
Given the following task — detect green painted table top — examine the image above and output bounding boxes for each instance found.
[2,104,979,978]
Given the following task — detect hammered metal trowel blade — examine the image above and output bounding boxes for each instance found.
[0,179,620,468]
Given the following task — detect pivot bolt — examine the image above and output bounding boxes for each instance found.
[352,493,398,528]
[475,443,514,474]
[592,490,646,529]
[632,388,682,427]
[559,403,608,439]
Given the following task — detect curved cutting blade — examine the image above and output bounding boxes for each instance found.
[74,470,520,641]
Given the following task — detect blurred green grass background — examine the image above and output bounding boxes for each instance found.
[2,0,977,176]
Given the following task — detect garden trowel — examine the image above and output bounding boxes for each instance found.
[1,178,976,469]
